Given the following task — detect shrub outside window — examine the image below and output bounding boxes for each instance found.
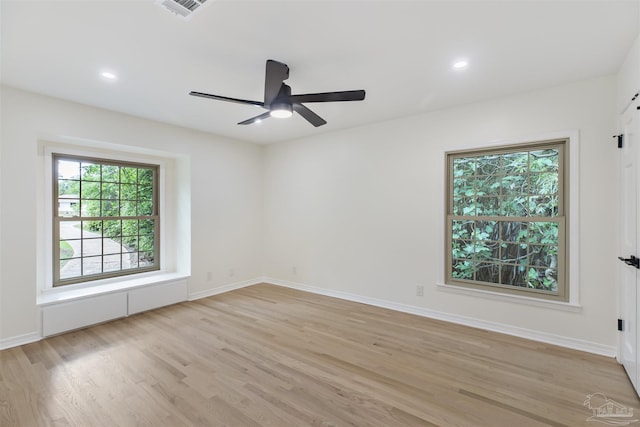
[446,140,567,301]
[53,154,160,286]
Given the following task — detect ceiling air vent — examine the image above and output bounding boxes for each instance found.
[155,0,209,20]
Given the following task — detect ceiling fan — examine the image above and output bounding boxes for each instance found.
[189,60,366,127]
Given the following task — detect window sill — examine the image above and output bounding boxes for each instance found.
[436,282,582,312]
[37,271,190,307]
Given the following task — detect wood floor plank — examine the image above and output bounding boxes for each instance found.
[1,283,639,426]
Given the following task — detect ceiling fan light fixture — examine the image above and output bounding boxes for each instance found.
[190,59,365,127]
[270,103,293,118]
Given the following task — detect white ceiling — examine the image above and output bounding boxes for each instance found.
[2,1,639,144]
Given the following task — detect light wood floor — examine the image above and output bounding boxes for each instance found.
[1,284,638,426]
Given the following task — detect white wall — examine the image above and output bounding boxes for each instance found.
[263,76,618,351]
[0,75,624,353]
[0,86,264,341]
[617,33,640,113]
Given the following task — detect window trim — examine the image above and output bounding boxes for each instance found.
[444,137,572,302]
[41,141,174,292]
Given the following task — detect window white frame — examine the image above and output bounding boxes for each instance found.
[41,143,169,292]
[437,131,580,310]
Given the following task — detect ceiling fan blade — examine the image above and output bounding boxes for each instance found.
[190,91,264,107]
[293,103,327,127]
[290,89,365,104]
[264,60,289,107]
[238,111,272,125]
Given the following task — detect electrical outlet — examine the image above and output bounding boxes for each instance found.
[292,266,297,275]
[206,272,212,281]
[416,285,424,297]
[229,268,235,277]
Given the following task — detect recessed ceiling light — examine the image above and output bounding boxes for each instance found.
[452,60,469,70]
[100,71,117,80]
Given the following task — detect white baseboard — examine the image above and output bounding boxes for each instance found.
[188,277,265,301]
[0,332,41,350]
[263,277,617,358]
[1,278,262,350]
[2,277,616,358]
